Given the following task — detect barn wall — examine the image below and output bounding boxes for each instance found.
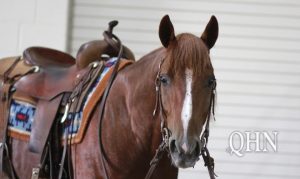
[0,0,70,58]
[70,0,300,178]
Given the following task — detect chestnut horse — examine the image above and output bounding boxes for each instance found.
[2,15,218,178]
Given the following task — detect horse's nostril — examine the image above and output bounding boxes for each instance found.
[170,140,178,153]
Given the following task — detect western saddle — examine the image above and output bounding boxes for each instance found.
[0,21,134,178]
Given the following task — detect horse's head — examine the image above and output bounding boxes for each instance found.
[157,15,218,168]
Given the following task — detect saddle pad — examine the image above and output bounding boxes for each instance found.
[7,100,36,141]
[7,58,133,144]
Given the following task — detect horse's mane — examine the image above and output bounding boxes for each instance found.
[167,33,213,76]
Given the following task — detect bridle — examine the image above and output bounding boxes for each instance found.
[97,22,217,179]
[145,57,217,179]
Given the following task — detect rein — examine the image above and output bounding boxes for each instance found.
[145,58,217,179]
[200,83,217,179]
[97,21,124,179]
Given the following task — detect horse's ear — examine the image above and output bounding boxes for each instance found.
[201,15,219,49]
[159,15,176,48]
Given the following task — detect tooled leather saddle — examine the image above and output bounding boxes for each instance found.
[0,21,134,179]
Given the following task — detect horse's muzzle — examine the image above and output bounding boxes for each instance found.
[169,138,201,168]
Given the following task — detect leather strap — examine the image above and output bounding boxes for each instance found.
[58,62,104,179]
[0,58,20,178]
[28,95,64,153]
[0,57,29,179]
[200,85,217,179]
[97,27,125,179]
[0,83,12,177]
[144,135,168,179]
[144,58,169,179]
[4,144,16,179]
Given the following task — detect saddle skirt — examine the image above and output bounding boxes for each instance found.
[8,57,133,144]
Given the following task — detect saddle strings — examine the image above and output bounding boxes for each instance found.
[0,57,38,179]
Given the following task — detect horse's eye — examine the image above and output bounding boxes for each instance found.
[160,74,170,85]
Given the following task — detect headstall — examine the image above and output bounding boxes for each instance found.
[145,57,217,179]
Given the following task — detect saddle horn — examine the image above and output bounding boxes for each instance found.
[107,20,118,37]
[76,20,135,70]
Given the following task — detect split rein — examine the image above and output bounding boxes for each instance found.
[145,58,217,179]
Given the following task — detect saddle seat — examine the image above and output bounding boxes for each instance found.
[14,65,83,100]
[23,47,75,69]
[20,47,79,100]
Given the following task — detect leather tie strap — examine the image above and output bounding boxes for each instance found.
[0,83,12,175]
[0,57,38,178]
[0,58,21,179]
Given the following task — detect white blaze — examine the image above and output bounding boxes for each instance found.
[181,69,193,141]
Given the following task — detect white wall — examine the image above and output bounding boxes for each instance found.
[70,0,300,179]
[0,0,70,58]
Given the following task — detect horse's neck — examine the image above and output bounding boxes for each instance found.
[101,48,166,170]
[75,48,177,178]
[120,48,165,146]
[106,48,165,146]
